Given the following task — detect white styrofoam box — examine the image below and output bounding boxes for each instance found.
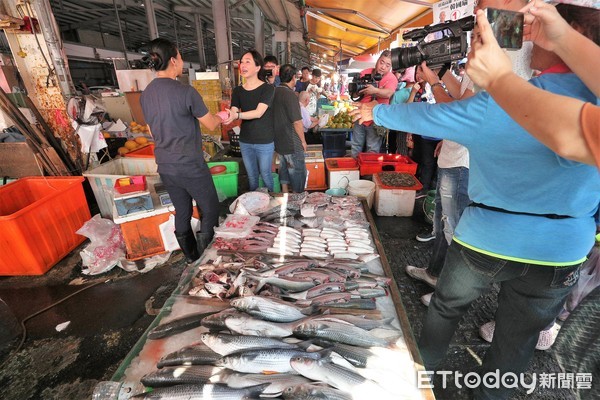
[329,169,360,189]
[373,173,418,216]
[83,158,159,219]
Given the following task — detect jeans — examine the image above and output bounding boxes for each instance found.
[351,122,382,158]
[278,152,307,193]
[419,242,581,400]
[413,135,440,191]
[428,167,470,277]
[160,172,219,237]
[240,141,274,191]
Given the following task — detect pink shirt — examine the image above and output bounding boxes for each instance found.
[359,68,398,105]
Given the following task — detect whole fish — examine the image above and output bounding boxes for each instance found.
[224,313,297,337]
[148,312,215,340]
[230,296,314,322]
[201,308,245,331]
[218,372,310,396]
[201,332,298,356]
[140,365,224,387]
[290,358,396,400]
[157,343,222,368]
[215,347,328,374]
[303,292,352,307]
[324,298,377,310]
[317,341,405,370]
[293,320,390,348]
[307,315,394,331]
[246,273,317,293]
[356,287,387,298]
[131,383,269,400]
[282,383,353,400]
[283,282,346,300]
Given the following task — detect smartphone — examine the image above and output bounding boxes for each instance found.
[485,8,524,49]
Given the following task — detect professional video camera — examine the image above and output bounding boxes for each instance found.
[347,72,382,101]
[391,16,474,70]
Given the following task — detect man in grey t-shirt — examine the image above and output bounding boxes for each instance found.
[273,64,307,193]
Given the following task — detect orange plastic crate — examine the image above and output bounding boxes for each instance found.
[358,153,418,176]
[0,177,91,275]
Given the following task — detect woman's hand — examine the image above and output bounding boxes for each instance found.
[466,10,513,91]
[521,1,571,52]
[222,108,237,125]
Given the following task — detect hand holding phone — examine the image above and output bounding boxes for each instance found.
[485,8,524,49]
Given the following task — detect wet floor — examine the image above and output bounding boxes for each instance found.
[0,196,582,400]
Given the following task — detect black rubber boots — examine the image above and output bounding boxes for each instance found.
[175,230,200,264]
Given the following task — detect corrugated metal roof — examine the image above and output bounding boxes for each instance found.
[49,0,434,67]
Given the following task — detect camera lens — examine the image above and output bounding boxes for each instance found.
[391,47,424,71]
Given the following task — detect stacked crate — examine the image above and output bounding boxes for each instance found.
[192,79,222,156]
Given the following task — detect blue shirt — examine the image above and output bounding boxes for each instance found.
[374,72,600,265]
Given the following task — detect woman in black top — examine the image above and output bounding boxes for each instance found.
[224,50,275,191]
[140,38,226,264]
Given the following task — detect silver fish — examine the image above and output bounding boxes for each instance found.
[283,282,346,300]
[201,308,244,331]
[157,343,222,368]
[282,383,353,400]
[230,296,314,322]
[219,372,310,396]
[148,312,214,340]
[201,332,299,356]
[307,314,394,331]
[293,320,390,348]
[215,347,328,374]
[247,273,317,293]
[131,383,269,400]
[140,365,224,387]
[289,358,396,400]
[224,313,297,337]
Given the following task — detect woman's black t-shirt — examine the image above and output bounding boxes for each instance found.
[231,83,275,144]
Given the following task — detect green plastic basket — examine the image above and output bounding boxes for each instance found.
[258,172,281,193]
[207,161,239,199]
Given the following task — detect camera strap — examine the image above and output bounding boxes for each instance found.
[438,63,451,80]
[468,202,572,219]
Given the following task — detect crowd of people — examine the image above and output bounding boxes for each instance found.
[140,1,598,397]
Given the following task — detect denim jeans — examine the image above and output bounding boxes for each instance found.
[160,172,219,236]
[240,141,274,191]
[278,152,307,193]
[419,242,581,400]
[351,122,382,158]
[428,166,470,277]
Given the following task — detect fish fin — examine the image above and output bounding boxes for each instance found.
[261,370,280,375]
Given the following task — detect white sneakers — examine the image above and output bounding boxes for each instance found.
[405,265,438,288]
[421,292,433,307]
[479,321,561,351]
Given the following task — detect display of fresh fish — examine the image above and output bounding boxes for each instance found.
[217,372,311,396]
[215,347,328,374]
[333,252,359,260]
[283,282,346,300]
[324,264,361,278]
[307,315,394,331]
[201,332,299,356]
[282,383,353,400]
[311,268,347,282]
[289,270,330,285]
[230,296,314,322]
[131,383,269,400]
[324,298,377,310]
[293,320,390,348]
[157,343,222,368]
[148,312,215,340]
[289,358,396,400]
[140,365,224,387]
[356,287,387,298]
[304,292,352,307]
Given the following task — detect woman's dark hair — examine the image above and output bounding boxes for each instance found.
[279,64,297,84]
[241,49,267,81]
[145,38,178,71]
[556,4,599,46]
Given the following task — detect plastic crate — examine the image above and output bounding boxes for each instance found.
[84,158,159,218]
[358,153,418,176]
[114,175,147,194]
[124,144,155,158]
[207,161,239,198]
[325,157,360,189]
[373,173,422,217]
[0,177,91,275]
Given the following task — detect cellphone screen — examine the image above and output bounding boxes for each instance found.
[485,8,524,49]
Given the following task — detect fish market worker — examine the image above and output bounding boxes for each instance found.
[141,38,226,264]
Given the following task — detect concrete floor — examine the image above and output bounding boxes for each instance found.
[0,196,579,400]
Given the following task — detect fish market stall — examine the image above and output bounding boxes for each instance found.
[93,192,434,400]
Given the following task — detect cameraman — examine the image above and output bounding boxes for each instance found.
[263,55,280,86]
[350,50,398,158]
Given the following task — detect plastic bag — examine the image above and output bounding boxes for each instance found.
[566,246,600,312]
[77,214,126,275]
